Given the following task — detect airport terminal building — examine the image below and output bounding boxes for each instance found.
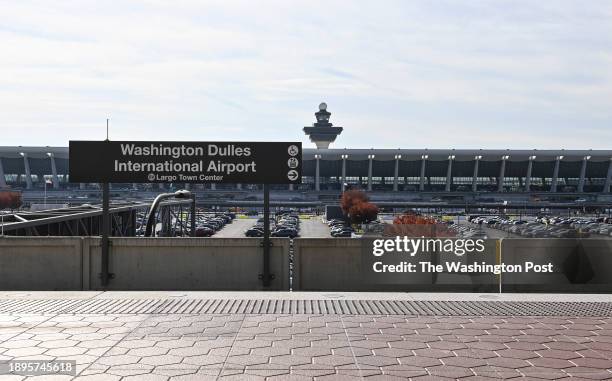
[1,105,611,194]
[1,147,611,194]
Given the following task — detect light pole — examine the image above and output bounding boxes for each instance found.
[341,154,348,192]
[43,177,53,208]
[314,154,321,191]
[144,189,195,237]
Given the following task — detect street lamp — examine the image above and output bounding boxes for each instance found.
[341,154,348,159]
[475,155,482,160]
[529,155,537,160]
[144,189,196,237]
[173,189,192,199]
[394,154,402,160]
[43,152,54,207]
[421,154,428,160]
[448,155,456,160]
[502,155,510,160]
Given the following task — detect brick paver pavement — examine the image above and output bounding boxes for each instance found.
[1,312,612,380]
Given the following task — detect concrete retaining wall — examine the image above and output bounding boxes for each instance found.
[292,238,612,292]
[1,237,610,292]
[501,238,612,292]
[292,238,499,292]
[0,237,84,290]
[86,238,289,290]
[292,238,364,291]
[0,237,289,291]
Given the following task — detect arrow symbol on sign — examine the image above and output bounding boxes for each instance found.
[287,170,298,181]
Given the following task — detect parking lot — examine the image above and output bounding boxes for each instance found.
[458,220,521,239]
[214,218,256,238]
[468,215,612,239]
[189,212,612,240]
[298,217,331,238]
[213,215,332,238]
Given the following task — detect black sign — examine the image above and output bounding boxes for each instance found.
[69,141,302,184]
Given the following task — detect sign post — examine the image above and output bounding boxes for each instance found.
[261,184,272,286]
[190,193,196,238]
[69,140,302,288]
[101,182,112,286]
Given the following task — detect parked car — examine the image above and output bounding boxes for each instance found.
[245,228,264,237]
[331,230,353,237]
[195,227,214,237]
[271,228,298,238]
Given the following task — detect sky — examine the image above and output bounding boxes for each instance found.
[1,0,611,149]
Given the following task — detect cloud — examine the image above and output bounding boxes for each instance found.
[0,0,611,149]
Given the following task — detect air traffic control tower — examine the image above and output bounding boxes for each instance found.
[303,102,343,149]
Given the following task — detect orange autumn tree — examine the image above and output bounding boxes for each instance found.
[393,214,437,225]
[340,190,379,224]
[386,211,456,237]
[0,191,22,210]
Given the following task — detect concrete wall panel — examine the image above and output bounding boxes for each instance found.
[0,237,83,290]
[86,238,290,291]
[292,238,499,292]
[500,238,612,292]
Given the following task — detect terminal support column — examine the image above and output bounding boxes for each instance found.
[22,153,33,189]
[550,156,561,193]
[577,157,588,193]
[0,158,6,189]
[604,159,612,193]
[393,156,400,192]
[367,155,373,191]
[445,155,454,192]
[48,153,60,189]
[472,157,480,192]
[498,156,508,192]
[419,155,427,191]
[525,156,534,192]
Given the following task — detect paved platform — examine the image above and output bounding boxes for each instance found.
[1,293,612,380]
